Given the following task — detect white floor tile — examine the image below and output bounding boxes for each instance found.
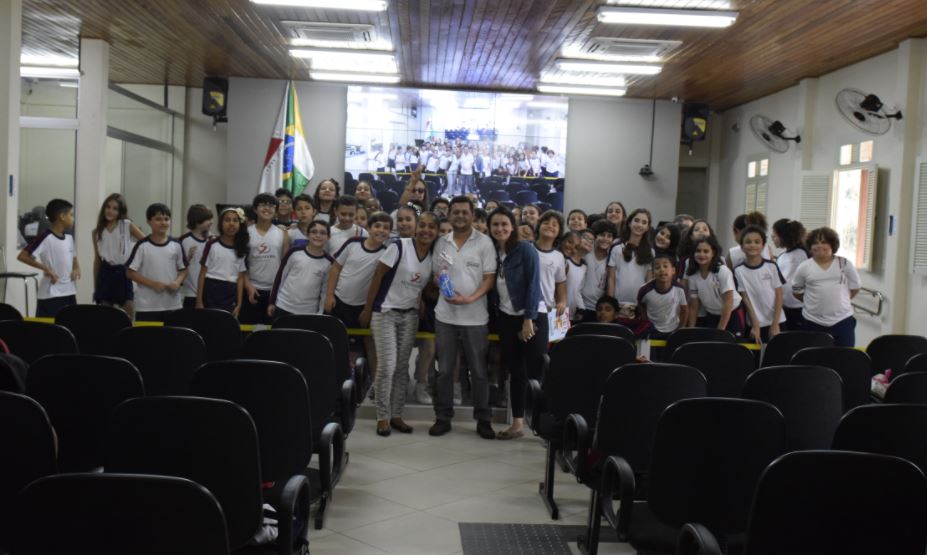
[322,488,417,532]
[308,532,389,554]
[342,511,462,555]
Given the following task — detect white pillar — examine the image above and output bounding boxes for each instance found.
[0,0,22,285]
[75,38,110,302]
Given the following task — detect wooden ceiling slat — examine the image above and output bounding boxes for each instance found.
[457,0,491,85]
[445,0,477,85]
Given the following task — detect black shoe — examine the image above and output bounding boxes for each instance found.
[429,419,452,436]
[477,419,496,440]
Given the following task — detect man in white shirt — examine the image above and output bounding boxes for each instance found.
[429,196,497,439]
[458,147,475,195]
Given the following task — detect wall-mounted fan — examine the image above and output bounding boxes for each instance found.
[835,88,902,135]
[750,115,801,154]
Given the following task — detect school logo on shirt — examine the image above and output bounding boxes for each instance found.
[257,242,270,254]
[410,272,422,283]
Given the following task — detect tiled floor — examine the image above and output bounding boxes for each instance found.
[310,418,634,554]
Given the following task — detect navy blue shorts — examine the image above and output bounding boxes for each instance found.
[330,297,364,329]
[94,261,133,304]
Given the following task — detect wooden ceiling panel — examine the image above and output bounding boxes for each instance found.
[19,0,927,109]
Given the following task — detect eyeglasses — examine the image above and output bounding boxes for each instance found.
[413,188,426,194]
[308,229,329,236]
[277,199,292,205]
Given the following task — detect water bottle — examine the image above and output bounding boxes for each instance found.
[438,268,455,298]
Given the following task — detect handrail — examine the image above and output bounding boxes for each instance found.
[852,286,884,317]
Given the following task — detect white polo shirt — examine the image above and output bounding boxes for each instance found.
[201,238,246,283]
[432,229,497,326]
[791,256,861,327]
[180,232,209,298]
[127,237,186,312]
[24,230,77,299]
[270,247,333,314]
[536,246,566,313]
[333,237,386,306]
[687,265,742,316]
[735,259,786,327]
[639,281,688,333]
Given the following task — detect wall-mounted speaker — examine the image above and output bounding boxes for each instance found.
[681,102,709,143]
[202,77,228,122]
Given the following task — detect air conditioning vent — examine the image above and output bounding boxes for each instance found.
[280,21,376,44]
[583,37,682,62]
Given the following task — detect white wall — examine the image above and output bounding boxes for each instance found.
[714,40,927,345]
[227,78,347,203]
[564,97,681,223]
[183,87,227,216]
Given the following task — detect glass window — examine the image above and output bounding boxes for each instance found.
[759,158,769,177]
[20,78,78,118]
[860,140,873,163]
[747,161,756,179]
[17,128,76,243]
[108,88,173,143]
[840,144,853,166]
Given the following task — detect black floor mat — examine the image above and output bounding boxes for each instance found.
[459,523,615,555]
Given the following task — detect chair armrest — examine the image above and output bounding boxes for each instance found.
[352,356,368,406]
[340,379,357,435]
[601,455,636,541]
[676,523,722,555]
[317,422,345,497]
[525,379,545,432]
[276,474,311,555]
[562,413,590,481]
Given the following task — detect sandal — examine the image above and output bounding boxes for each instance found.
[496,428,525,440]
[376,420,391,437]
[390,418,414,433]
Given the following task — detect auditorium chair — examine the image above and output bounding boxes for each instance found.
[677,451,927,555]
[562,363,706,554]
[26,354,144,472]
[0,392,57,552]
[743,365,843,451]
[0,355,26,393]
[867,334,927,378]
[488,190,510,203]
[513,190,539,206]
[833,404,927,475]
[545,191,564,212]
[377,190,400,213]
[165,307,243,361]
[0,302,22,321]
[358,172,375,183]
[885,371,927,404]
[565,322,635,343]
[792,346,873,411]
[530,181,550,197]
[663,327,735,359]
[526,334,637,519]
[759,331,833,367]
[55,304,132,356]
[113,326,207,396]
[671,342,754,397]
[0,320,77,364]
[13,474,230,555]
[902,352,927,377]
[505,182,527,195]
[107,397,310,554]
[599,398,786,555]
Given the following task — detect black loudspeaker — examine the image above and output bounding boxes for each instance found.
[202,77,228,121]
[681,103,709,143]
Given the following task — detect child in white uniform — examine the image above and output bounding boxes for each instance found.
[269,220,333,318]
[638,254,688,339]
[734,225,785,343]
[126,203,187,322]
[197,207,248,316]
[580,220,617,322]
[327,195,368,254]
[18,199,80,317]
[179,204,213,309]
[772,218,809,330]
[685,236,745,336]
[242,193,289,324]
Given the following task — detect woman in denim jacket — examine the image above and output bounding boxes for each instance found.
[488,207,546,440]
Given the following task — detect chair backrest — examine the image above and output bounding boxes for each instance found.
[55,304,132,355]
[743,365,844,451]
[113,326,207,395]
[792,346,873,411]
[867,334,927,377]
[833,404,927,475]
[506,182,527,194]
[744,451,927,555]
[665,328,735,358]
[594,363,706,471]
[648,398,786,538]
[243,329,338,438]
[0,303,22,322]
[885,371,927,404]
[271,314,352,382]
[0,321,77,364]
[106,396,262,550]
[192,359,313,482]
[26,354,144,472]
[0,355,26,393]
[13,473,230,555]
[902,352,927,377]
[760,331,833,367]
[545,192,564,212]
[488,189,510,202]
[543,335,637,425]
[164,308,242,361]
[671,342,755,397]
[513,190,539,205]
[565,322,635,343]
[530,182,550,196]
[0,392,57,551]
[378,190,399,213]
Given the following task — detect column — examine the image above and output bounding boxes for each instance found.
[0,0,22,283]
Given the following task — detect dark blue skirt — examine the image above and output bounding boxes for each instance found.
[203,278,237,313]
[94,260,133,304]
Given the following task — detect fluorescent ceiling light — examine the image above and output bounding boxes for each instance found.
[537,85,626,97]
[555,59,661,75]
[251,0,387,11]
[289,38,392,50]
[597,7,738,27]
[20,54,78,67]
[310,71,400,84]
[561,45,663,64]
[290,48,397,72]
[20,66,81,79]
[540,73,627,88]
[607,0,733,9]
[58,82,80,88]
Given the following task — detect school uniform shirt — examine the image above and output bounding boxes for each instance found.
[24,230,77,299]
[729,244,774,269]
[201,238,247,282]
[96,219,136,265]
[425,153,440,173]
[776,248,809,309]
[535,246,566,314]
[565,257,586,318]
[734,259,787,327]
[179,232,209,298]
[247,225,285,291]
[791,256,861,327]
[580,252,608,311]
[607,244,653,306]
[372,238,433,312]
[328,224,368,255]
[432,229,497,326]
[334,237,387,306]
[638,281,688,333]
[287,227,308,250]
[126,237,187,312]
[270,247,333,314]
[687,265,743,316]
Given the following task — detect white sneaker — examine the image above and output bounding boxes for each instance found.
[453,382,462,406]
[415,381,433,404]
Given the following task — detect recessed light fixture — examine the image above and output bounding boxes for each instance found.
[607,0,733,9]
[310,71,400,84]
[597,6,738,27]
[290,48,398,72]
[251,0,387,11]
[539,73,627,88]
[555,59,662,75]
[289,37,392,50]
[20,66,81,79]
[537,85,627,97]
[20,54,78,67]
